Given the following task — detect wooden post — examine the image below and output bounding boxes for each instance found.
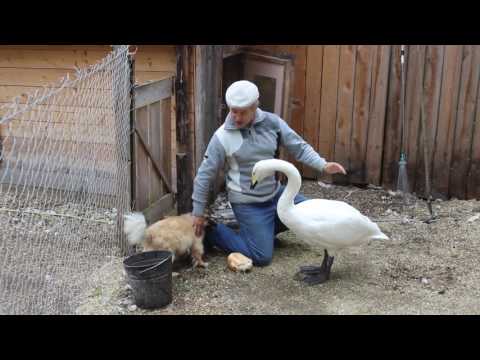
[128,48,137,212]
[112,45,131,256]
[175,45,194,214]
[176,152,193,213]
[125,47,138,255]
[194,45,224,205]
[194,45,224,171]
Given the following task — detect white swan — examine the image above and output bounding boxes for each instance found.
[251,159,389,285]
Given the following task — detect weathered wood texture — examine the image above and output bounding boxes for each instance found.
[242,45,480,199]
[0,46,177,214]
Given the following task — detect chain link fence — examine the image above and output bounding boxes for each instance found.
[0,45,132,314]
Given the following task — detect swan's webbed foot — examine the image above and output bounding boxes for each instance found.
[298,265,323,274]
[302,271,331,285]
[295,250,334,285]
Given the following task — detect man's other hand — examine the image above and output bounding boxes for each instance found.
[193,216,207,237]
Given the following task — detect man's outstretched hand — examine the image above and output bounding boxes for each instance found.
[323,162,347,175]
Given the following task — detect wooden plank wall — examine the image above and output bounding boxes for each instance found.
[385,45,480,200]
[244,45,480,200]
[246,45,390,185]
[0,45,176,121]
[0,45,176,196]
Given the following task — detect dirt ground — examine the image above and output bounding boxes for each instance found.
[76,180,480,315]
[0,190,120,315]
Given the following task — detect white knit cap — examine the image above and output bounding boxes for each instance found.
[225,80,259,109]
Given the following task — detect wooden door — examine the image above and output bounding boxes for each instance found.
[133,77,175,224]
[243,52,292,119]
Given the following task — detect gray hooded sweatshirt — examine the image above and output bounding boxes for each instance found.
[191,108,327,217]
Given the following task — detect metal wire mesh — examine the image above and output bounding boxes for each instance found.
[0,45,132,314]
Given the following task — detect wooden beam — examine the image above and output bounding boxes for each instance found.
[194,45,224,172]
[350,45,376,185]
[381,45,404,190]
[432,45,463,196]
[449,45,480,199]
[176,153,193,214]
[415,46,445,198]
[303,45,323,179]
[365,45,391,186]
[175,45,194,214]
[135,126,173,194]
[128,52,137,211]
[134,78,173,109]
[222,45,243,58]
[317,45,339,181]
[112,46,131,255]
[143,193,174,224]
[332,45,352,185]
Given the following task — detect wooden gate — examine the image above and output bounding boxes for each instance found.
[132,77,175,223]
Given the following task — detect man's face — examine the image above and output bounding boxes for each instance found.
[230,105,256,129]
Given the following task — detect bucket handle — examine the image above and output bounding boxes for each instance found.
[138,256,171,275]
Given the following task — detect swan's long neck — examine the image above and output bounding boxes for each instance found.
[273,160,302,214]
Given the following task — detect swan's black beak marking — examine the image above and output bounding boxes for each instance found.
[250,175,258,190]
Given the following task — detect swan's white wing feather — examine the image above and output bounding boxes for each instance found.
[280,199,384,249]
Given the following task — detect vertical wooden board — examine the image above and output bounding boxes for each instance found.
[188,46,197,171]
[194,45,204,172]
[404,45,427,193]
[194,46,223,174]
[134,106,149,210]
[303,45,324,179]
[146,104,153,205]
[162,97,172,191]
[149,100,163,202]
[176,45,194,211]
[449,46,480,199]
[366,45,391,185]
[382,46,403,190]
[415,45,445,197]
[350,45,375,185]
[467,77,480,199]
[334,45,355,178]
[170,89,177,194]
[285,45,307,174]
[318,46,340,175]
[432,45,463,197]
[147,104,154,206]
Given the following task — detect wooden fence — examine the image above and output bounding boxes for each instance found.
[245,45,480,200]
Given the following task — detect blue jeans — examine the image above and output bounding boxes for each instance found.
[205,186,308,266]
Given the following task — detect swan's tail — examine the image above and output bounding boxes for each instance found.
[370,228,390,241]
[123,212,147,245]
[370,232,390,241]
[363,215,390,241]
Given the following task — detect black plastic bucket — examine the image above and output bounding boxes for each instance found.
[123,250,173,309]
